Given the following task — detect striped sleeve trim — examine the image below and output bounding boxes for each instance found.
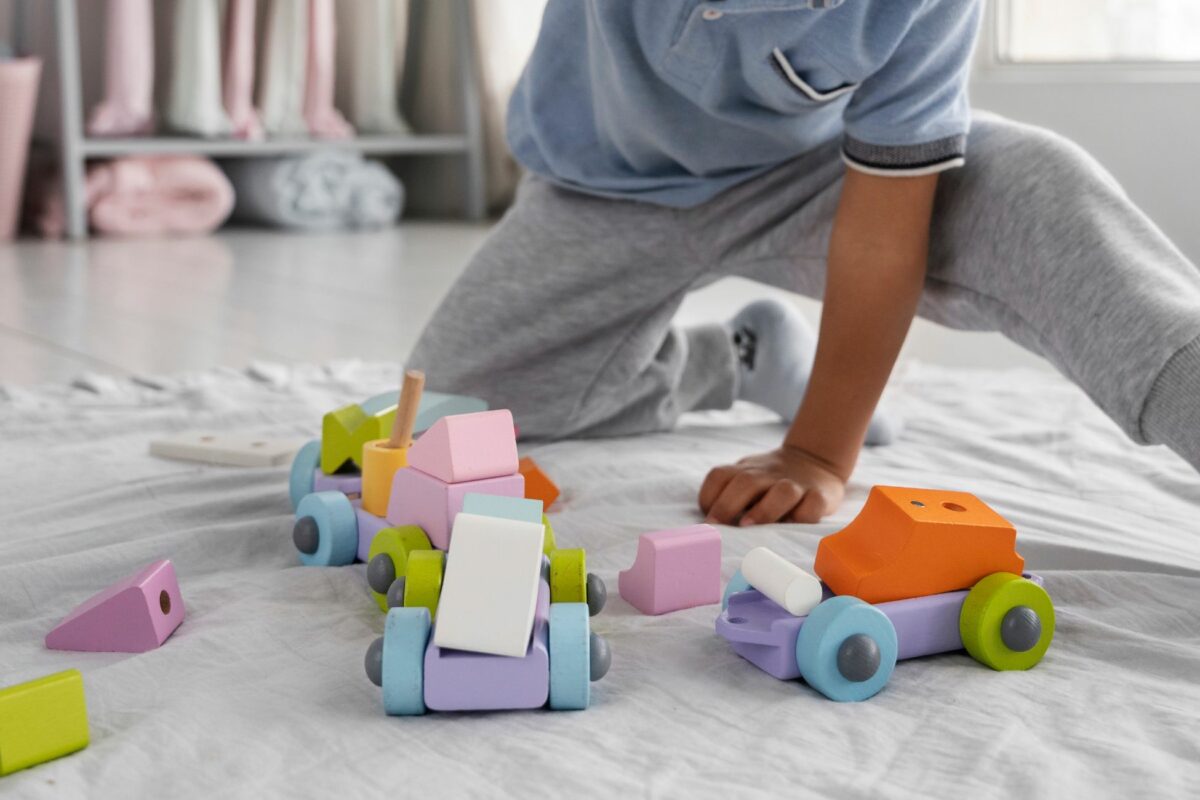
[842,134,967,176]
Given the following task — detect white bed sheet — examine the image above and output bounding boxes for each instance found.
[2,361,1199,798]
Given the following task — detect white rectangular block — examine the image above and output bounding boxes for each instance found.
[149,434,304,467]
[433,512,544,658]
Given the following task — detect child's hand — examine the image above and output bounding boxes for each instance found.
[699,446,846,526]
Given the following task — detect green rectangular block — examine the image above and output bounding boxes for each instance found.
[0,669,90,776]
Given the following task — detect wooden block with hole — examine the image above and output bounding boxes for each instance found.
[519,457,559,510]
[814,486,1025,605]
[45,560,186,653]
[149,434,300,467]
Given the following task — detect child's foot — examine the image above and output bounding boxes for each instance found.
[728,298,898,446]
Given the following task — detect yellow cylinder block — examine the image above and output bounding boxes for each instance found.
[362,439,409,517]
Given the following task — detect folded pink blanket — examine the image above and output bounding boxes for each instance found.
[36,156,235,237]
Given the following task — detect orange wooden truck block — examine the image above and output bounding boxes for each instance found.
[519,457,559,510]
[814,486,1025,604]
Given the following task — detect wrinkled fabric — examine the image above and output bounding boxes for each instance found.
[1,361,1198,797]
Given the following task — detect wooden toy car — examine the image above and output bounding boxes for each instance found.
[715,487,1055,702]
[364,560,612,714]
[286,394,606,617]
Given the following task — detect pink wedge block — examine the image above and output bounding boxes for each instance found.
[618,525,722,615]
[45,560,186,653]
[406,410,519,484]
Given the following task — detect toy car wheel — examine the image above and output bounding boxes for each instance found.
[288,440,322,511]
[549,548,587,604]
[366,526,433,612]
[795,596,898,702]
[380,607,430,716]
[293,491,358,566]
[585,573,607,616]
[402,550,445,619]
[722,569,752,610]
[960,573,1055,671]
[549,603,591,710]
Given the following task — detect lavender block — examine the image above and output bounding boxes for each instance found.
[354,505,392,563]
[313,469,362,496]
[423,579,551,711]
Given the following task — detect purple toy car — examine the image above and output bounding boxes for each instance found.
[716,570,1055,702]
[364,560,611,714]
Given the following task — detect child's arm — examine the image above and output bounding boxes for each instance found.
[699,168,941,525]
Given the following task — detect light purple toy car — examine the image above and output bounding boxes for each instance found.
[716,570,1054,702]
[364,560,611,714]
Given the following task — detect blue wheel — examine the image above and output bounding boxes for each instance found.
[288,440,322,511]
[795,596,897,702]
[722,569,752,610]
[549,603,590,710]
[294,491,358,566]
[382,607,430,716]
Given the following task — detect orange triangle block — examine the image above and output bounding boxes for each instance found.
[814,486,1024,604]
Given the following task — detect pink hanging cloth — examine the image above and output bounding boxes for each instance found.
[304,0,354,139]
[223,0,263,140]
[87,0,156,136]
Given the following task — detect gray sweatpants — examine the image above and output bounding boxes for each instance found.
[408,112,1200,467]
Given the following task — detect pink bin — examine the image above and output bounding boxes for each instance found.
[0,57,41,240]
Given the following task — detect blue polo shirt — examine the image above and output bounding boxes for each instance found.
[508,0,983,207]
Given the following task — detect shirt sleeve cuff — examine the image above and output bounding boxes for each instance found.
[842,133,966,177]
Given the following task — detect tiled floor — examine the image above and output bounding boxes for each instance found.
[0,222,1050,386]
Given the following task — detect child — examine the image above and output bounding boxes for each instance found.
[408,1,1200,525]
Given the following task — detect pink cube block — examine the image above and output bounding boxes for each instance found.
[386,467,524,550]
[406,409,519,484]
[618,525,722,615]
[45,560,185,652]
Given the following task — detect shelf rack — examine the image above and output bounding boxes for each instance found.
[47,0,487,239]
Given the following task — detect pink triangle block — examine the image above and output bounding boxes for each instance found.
[45,560,186,653]
[406,409,519,484]
[618,525,722,615]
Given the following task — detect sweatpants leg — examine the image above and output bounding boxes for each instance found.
[407,177,740,439]
[701,111,1200,462]
[411,111,1200,463]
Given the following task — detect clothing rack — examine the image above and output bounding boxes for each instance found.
[43,0,487,239]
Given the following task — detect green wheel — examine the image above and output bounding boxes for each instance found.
[366,527,433,612]
[403,550,445,619]
[960,573,1055,671]
[549,548,586,604]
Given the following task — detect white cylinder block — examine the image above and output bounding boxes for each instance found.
[741,547,823,617]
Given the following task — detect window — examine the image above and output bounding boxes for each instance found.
[999,0,1200,63]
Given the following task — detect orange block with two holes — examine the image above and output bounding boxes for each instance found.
[814,486,1025,604]
[519,457,560,510]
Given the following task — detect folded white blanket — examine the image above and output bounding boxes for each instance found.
[223,150,403,229]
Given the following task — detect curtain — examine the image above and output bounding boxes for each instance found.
[397,0,547,215]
